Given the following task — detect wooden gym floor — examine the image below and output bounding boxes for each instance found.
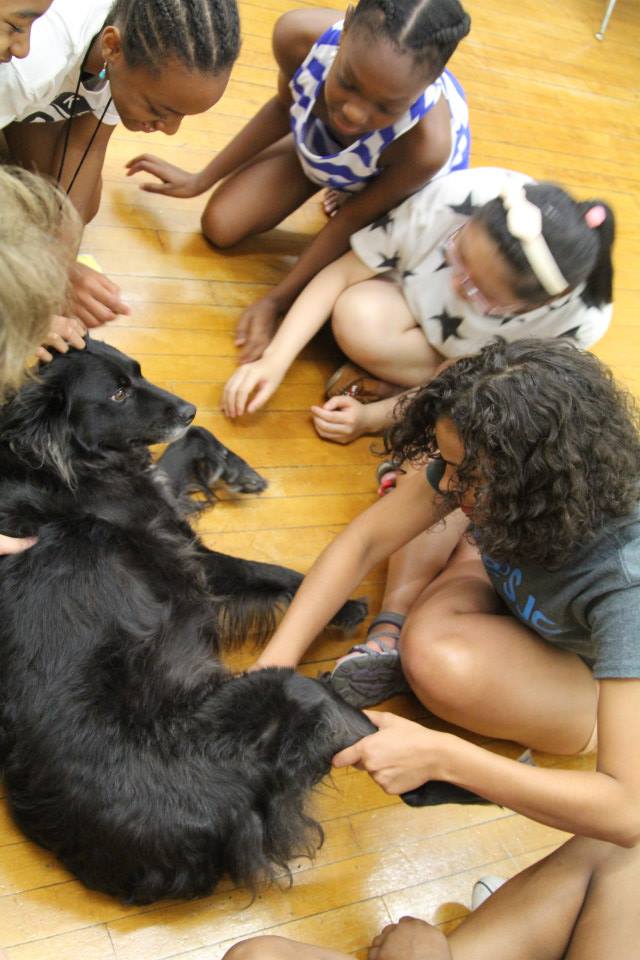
[1,0,639,956]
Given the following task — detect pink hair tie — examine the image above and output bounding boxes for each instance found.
[585,205,606,228]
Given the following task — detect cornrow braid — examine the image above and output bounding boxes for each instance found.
[352,0,471,75]
[108,0,240,74]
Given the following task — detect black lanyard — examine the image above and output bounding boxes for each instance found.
[55,46,112,198]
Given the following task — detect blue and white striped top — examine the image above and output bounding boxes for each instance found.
[289,20,471,193]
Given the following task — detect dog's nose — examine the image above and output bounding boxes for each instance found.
[177,402,196,425]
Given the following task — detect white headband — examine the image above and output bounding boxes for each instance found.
[500,182,568,296]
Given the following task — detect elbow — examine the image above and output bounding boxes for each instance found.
[600,804,640,848]
[610,826,640,849]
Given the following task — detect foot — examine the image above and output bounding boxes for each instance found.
[322,188,350,217]
[325,363,401,404]
[330,612,410,708]
[471,875,506,910]
[369,918,451,960]
[376,460,402,497]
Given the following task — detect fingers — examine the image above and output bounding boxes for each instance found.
[38,316,88,361]
[248,378,277,414]
[124,153,164,178]
[223,364,278,418]
[234,312,249,347]
[0,534,37,555]
[48,316,87,349]
[234,299,279,360]
[332,741,364,769]
[70,265,130,328]
[310,404,356,443]
[223,369,255,418]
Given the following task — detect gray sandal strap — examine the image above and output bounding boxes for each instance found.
[368,611,406,633]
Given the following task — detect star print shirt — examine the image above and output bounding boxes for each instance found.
[349,167,612,358]
[0,0,120,129]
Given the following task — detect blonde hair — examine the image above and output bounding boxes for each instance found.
[0,166,81,398]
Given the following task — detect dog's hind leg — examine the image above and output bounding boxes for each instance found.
[156,426,267,511]
[200,549,367,647]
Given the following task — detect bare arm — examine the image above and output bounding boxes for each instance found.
[126,94,293,197]
[237,100,453,361]
[255,468,446,668]
[265,97,453,315]
[55,116,115,223]
[335,679,640,846]
[125,10,337,197]
[222,251,375,417]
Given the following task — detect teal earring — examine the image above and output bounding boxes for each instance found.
[98,61,108,81]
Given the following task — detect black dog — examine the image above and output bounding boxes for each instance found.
[0,340,482,905]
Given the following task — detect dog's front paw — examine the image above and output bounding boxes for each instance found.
[220,450,268,494]
[401,780,489,807]
[328,597,368,633]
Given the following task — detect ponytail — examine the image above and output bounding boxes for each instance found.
[476,183,615,309]
[575,201,615,308]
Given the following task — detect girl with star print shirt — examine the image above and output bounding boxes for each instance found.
[222,166,614,443]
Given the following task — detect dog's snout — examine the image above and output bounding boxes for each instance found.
[177,402,196,425]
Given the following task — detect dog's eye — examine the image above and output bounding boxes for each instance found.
[110,387,129,403]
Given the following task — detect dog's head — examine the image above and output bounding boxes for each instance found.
[0,339,196,485]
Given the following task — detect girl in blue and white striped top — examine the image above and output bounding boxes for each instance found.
[127,0,472,363]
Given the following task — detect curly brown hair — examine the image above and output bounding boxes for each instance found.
[386,339,640,567]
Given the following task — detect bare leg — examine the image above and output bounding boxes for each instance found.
[343,461,469,660]
[448,837,640,960]
[222,927,450,960]
[221,935,352,960]
[201,135,317,248]
[399,539,598,754]
[331,278,444,387]
[222,840,640,960]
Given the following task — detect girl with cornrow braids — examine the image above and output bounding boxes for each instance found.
[0,0,239,328]
[127,0,472,363]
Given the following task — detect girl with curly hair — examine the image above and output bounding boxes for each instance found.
[253,338,640,851]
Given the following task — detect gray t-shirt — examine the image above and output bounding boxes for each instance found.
[426,460,640,678]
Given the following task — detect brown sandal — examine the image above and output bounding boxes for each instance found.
[325,363,400,404]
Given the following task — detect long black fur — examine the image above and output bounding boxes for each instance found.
[0,340,483,905]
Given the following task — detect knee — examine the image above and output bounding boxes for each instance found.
[331,287,377,361]
[401,619,477,705]
[201,202,247,249]
[222,937,288,960]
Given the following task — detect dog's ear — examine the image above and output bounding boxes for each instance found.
[0,365,76,487]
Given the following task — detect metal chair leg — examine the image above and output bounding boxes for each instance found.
[596,0,618,40]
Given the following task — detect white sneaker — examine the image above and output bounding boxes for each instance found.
[471,875,506,910]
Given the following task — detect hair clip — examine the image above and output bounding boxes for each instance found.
[585,205,606,229]
[500,182,568,296]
